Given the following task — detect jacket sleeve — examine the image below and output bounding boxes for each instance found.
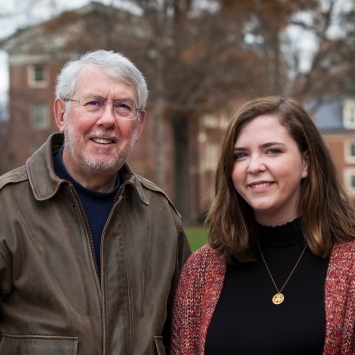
[162,224,191,355]
[323,240,355,355]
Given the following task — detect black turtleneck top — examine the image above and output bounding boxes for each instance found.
[205,219,329,355]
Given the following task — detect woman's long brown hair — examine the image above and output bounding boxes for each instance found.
[205,96,355,263]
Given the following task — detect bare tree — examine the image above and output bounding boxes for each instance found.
[286,0,355,104]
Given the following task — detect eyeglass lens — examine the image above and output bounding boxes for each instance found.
[81,97,137,118]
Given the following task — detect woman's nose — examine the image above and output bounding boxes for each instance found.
[247,155,266,174]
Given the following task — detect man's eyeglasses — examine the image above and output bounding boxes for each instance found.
[64,96,141,120]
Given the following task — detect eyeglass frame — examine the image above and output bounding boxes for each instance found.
[63,96,142,120]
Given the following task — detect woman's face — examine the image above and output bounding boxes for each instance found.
[231,114,308,226]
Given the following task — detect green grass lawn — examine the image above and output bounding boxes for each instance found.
[184,227,208,252]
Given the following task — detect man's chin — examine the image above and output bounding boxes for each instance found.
[83,158,121,172]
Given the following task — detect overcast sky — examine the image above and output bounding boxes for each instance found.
[0,53,7,100]
[0,0,93,101]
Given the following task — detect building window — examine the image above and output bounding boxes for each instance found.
[345,140,355,163]
[34,65,45,82]
[31,103,49,130]
[344,168,355,193]
[203,111,229,130]
[204,144,219,171]
[343,99,355,129]
[28,64,48,88]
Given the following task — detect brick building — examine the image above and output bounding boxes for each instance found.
[308,96,355,198]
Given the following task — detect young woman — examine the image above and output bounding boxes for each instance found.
[171,96,355,355]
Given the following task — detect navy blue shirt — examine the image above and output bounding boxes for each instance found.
[53,147,120,272]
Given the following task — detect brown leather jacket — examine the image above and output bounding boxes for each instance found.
[0,133,191,355]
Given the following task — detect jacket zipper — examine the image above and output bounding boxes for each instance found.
[100,192,125,355]
[69,185,101,282]
[69,183,126,355]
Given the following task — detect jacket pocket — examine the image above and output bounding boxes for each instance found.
[153,335,166,355]
[0,334,78,355]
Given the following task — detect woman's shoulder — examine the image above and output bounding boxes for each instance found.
[186,244,222,264]
[182,244,226,275]
[191,244,216,257]
[329,239,355,273]
[332,239,355,257]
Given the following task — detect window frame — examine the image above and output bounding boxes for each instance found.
[343,99,355,129]
[30,103,49,130]
[344,168,355,193]
[344,139,355,163]
[27,64,48,88]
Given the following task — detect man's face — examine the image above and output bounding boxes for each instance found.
[55,64,145,181]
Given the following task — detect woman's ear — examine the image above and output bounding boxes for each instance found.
[302,152,309,178]
[53,98,66,132]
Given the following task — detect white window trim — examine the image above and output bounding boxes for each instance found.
[27,64,48,88]
[31,103,49,130]
[204,143,219,171]
[343,99,355,129]
[343,168,355,194]
[344,139,355,163]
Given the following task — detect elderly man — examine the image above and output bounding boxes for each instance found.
[0,50,191,355]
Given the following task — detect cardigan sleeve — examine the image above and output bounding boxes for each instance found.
[170,245,226,355]
[323,240,355,355]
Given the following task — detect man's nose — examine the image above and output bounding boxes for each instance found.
[96,104,116,127]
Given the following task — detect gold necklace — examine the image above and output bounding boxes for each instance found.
[259,245,307,305]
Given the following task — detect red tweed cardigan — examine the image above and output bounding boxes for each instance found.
[171,242,355,355]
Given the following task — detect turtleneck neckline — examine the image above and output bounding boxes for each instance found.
[256,218,303,248]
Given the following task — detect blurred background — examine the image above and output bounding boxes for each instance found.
[1,0,355,248]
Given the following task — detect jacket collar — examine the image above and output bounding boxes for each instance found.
[26,133,149,205]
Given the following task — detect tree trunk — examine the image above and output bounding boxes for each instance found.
[172,116,191,226]
[154,96,165,189]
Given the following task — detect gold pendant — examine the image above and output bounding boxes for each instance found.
[272,293,284,305]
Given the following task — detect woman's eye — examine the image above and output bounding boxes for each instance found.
[267,148,281,155]
[234,152,247,160]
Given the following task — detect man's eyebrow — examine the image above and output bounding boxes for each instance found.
[82,94,134,101]
[113,97,135,101]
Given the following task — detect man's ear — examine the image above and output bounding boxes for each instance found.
[136,109,146,142]
[53,98,66,132]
